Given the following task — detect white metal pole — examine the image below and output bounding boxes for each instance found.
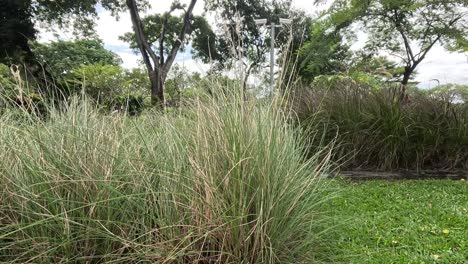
[270,22,275,92]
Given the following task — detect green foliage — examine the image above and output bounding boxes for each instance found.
[122,67,150,93]
[0,64,16,92]
[298,19,350,81]
[32,39,122,77]
[311,72,383,91]
[427,84,468,103]
[106,94,145,115]
[190,17,223,63]
[361,0,468,52]
[181,87,210,102]
[349,54,406,82]
[205,0,312,71]
[120,12,219,63]
[67,63,153,115]
[0,0,36,64]
[32,0,137,36]
[0,0,144,65]
[68,64,125,103]
[0,94,331,262]
[120,13,183,54]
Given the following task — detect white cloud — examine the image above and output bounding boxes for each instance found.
[95,11,132,46]
[175,59,210,74]
[117,52,140,69]
[416,46,468,88]
[292,0,331,15]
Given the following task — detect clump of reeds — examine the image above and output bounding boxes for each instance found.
[0,89,331,263]
[292,84,468,171]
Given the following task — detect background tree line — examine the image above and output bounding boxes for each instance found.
[1,0,467,111]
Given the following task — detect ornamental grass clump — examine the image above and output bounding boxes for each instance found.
[0,91,331,263]
[292,84,468,171]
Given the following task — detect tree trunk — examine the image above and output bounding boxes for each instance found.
[399,66,413,103]
[126,0,163,108]
[149,70,164,107]
[126,0,197,108]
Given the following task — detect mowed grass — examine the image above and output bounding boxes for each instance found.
[320,179,468,263]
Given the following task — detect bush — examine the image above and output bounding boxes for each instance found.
[0,93,331,262]
[68,64,126,103]
[292,85,468,170]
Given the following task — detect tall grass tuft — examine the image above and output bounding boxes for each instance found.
[0,91,331,263]
[292,85,468,171]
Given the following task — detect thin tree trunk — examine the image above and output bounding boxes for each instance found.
[126,0,165,107]
[149,70,164,107]
[399,67,412,102]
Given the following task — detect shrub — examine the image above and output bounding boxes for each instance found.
[68,64,126,103]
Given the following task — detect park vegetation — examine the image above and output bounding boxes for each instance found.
[0,0,467,262]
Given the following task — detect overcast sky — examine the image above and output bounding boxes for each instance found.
[39,0,468,88]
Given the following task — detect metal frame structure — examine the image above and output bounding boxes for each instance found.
[254,18,292,91]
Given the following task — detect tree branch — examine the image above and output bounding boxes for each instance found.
[126,0,155,72]
[398,28,415,64]
[160,16,168,65]
[162,0,197,80]
[415,16,461,62]
[392,9,416,64]
[158,4,185,65]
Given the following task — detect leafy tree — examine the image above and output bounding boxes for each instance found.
[121,14,218,62]
[32,39,122,77]
[324,0,468,99]
[1,0,195,107]
[119,10,219,105]
[297,19,350,82]
[0,0,130,63]
[125,0,198,106]
[348,52,406,83]
[0,0,129,97]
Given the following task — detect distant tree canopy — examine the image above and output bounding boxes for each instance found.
[297,19,350,82]
[0,0,194,106]
[32,39,122,77]
[349,53,405,82]
[0,0,135,97]
[321,0,468,97]
[0,0,133,63]
[120,14,219,64]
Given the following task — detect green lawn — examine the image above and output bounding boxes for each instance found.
[318,179,468,263]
